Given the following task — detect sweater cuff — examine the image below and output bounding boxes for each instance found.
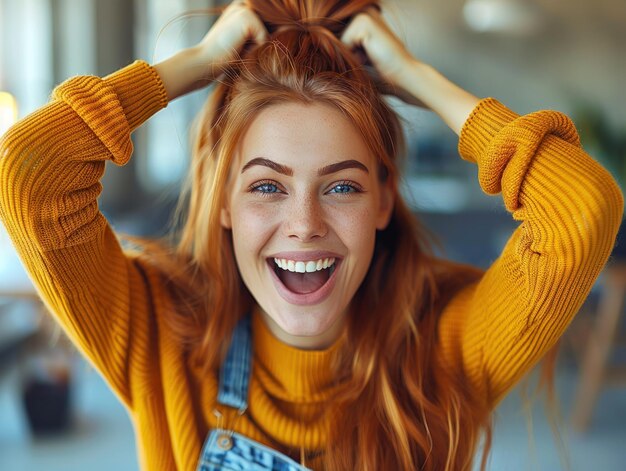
[104,60,169,133]
[458,97,520,164]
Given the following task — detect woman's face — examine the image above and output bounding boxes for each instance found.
[221,101,393,349]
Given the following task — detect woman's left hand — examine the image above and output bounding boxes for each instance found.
[342,7,481,135]
[340,8,425,107]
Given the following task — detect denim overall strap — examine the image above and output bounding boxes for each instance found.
[197,313,313,471]
[217,314,252,411]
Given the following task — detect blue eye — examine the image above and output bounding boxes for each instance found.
[255,183,279,193]
[250,181,283,196]
[329,182,361,194]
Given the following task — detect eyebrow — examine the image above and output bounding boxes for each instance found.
[241,157,369,176]
[242,158,293,176]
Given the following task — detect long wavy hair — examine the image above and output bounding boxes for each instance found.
[135,0,505,469]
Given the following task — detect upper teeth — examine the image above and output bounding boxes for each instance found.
[273,257,336,273]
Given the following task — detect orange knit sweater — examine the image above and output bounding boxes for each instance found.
[0,60,623,471]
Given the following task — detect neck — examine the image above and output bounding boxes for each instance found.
[256,306,346,350]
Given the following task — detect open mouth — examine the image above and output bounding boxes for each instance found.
[269,257,338,295]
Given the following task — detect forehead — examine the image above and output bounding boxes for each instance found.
[236,101,373,171]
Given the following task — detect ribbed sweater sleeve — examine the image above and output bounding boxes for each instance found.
[0,61,168,406]
[437,98,624,405]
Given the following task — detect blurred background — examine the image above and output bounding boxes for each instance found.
[1,0,625,469]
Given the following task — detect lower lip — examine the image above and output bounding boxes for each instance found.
[268,260,341,306]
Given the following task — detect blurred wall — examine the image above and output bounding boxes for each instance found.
[392,0,625,129]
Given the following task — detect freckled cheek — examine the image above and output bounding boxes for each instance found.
[329,205,378,251]
[231,203,282,255]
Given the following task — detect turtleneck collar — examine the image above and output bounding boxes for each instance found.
[252,309,346,402]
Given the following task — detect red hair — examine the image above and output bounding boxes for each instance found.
[133,1,505,468]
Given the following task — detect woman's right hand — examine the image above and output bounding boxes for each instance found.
[154,0,268,101]
[194,0,268,78]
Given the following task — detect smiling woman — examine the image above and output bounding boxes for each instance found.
[224,102,392,346]
[0,0,623,470]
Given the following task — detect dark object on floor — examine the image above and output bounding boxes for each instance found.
[21,356,72,435]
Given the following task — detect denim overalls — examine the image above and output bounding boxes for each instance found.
[196,315,312,471]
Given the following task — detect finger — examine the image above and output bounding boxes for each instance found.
[251,18,268,44]
[340,13,367,49]
[238,5,268,45]
[341,7,383,46]
[222,0,245,17]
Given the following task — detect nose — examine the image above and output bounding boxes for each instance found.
[283,193,328,241]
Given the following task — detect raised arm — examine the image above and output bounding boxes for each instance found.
[439,100,622,404]
[342,8,624,404]
[0,62,167,405]
[0,0,268,406]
